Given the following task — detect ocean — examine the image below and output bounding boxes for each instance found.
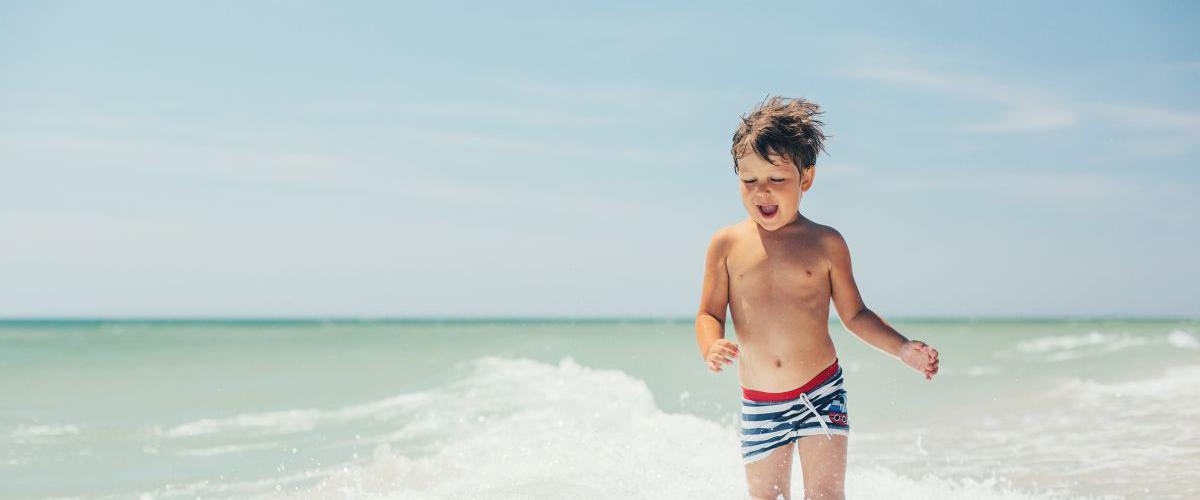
[2,318,1197,499]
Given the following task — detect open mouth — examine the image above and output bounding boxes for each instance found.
[758,205,778,217]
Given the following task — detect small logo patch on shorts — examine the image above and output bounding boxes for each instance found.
[827,395,848,426]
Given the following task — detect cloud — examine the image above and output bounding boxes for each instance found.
[396,177,668,221]
[1088,104,1200,134]
[300,98,608,129]
[493,75,743,111]
[1083,104,1200,156]
[831,36,1200,144]
[811,162,869,179]
[835,64,1077,132]
[379,124,705,166]
[820,162,1194,208]
[0,130,348,193]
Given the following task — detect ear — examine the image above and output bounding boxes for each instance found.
[800,165,816,192]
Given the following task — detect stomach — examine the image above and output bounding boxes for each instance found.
[733,325,838,392]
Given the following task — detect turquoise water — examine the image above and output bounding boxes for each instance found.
[2,318,1198,499]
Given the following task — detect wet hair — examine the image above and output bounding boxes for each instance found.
[731,95,829,174]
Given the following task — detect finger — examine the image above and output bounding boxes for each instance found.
[930,349,939,360]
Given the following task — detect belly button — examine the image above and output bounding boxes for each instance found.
[774,359,782,367]
[805,269,813,277]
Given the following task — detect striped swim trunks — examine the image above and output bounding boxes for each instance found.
[740,358,850,464]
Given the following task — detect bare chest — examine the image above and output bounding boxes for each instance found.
[727,238,828,298]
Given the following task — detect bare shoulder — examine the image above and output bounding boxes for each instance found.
[811,222,845,244]
[807,221,850,259]
[707,222,744,252]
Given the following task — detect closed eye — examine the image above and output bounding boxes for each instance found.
[741,179,756,184]
[769,178,786,183]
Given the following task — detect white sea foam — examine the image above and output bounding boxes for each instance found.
[1016,331,1148,354]
[889,363,1200,497]
[160,392,430,438]
[965,365,1000,377]
[273,356,1075,500]
[1016,331,1111,352]
[11,424,80,438]
[1013,331,1154,362]
[1056,364,1200,404]
[175,442,279,457]
[1166,330,1199,349]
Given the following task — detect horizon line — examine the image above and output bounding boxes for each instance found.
[0,314,1196,324]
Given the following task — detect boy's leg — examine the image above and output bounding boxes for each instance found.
[795,434,847,500]
[744,440,795,500]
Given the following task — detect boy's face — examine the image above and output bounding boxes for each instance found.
[736,152,814,231]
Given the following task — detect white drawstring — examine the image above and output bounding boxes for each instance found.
[799,393,833,440]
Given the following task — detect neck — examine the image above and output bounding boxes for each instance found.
[782,210,802,226]
[758,210,803,237]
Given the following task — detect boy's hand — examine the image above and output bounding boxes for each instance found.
[705,339,739,373]
[899,340,939,380]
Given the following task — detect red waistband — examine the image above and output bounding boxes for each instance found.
[742,358,840,402]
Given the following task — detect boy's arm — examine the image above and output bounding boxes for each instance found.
[825,228,939,378]
[695,229,736,371]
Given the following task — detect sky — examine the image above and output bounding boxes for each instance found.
[1,1,1197,318]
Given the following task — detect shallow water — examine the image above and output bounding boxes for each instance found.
[2,318,1197,499]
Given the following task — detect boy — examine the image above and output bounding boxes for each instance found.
[694,96,940,500]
